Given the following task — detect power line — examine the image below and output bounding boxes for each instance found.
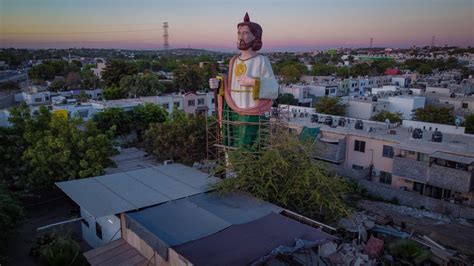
[1,28,162,35]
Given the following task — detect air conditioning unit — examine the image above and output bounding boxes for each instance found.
[432,131,443,142]
[412,128,423,139]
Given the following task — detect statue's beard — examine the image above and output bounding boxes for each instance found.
[238,39,254,50]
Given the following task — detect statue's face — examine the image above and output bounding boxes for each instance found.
[237,25,255,50]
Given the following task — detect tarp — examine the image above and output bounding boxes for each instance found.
[174,213,334,266]
[299,126,320,141]
[124,192,282,260]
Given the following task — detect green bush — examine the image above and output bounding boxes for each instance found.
[389,239,431,264]
[0,184,24,263]
[31,231,88,266]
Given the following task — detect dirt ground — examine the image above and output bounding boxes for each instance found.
[4,196,91,266]
[359,200,474,258]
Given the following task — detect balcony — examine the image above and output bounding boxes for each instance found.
[312,138,346,163]
[428,164,474,193]
[393,156,474,193]
[392,156,428,183]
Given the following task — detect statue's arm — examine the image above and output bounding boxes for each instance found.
[257,56,279,100]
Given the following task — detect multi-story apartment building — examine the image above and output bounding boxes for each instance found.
[285,107,474,206]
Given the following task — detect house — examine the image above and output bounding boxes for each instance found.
[279,84,313,106]
[386,95,426,119]
[287,112,474,208]
[57,156,335,265]
[345,96,390,120]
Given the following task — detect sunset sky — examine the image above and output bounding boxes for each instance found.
[1,0,473,51]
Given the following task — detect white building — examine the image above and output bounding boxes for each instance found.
[308,84,338,97]
[345,97,390,120]
[15,91,51,105]
[426,87,451,96]
[386,95,426,119]
[279,85,312,106]
[371,85,398,95]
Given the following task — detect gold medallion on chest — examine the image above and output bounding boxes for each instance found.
[235,61,247,77]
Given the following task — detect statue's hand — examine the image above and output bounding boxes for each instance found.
[209,78,220,89]
[236,75,255,86]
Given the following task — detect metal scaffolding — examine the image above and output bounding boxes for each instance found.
[206,105,291,170]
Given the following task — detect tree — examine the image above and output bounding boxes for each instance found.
[144,110,206,165]
[464,114,474,134]
[133,103,168,139]
[371,111,403,123]
[101,59,138,87]
[49,79,66,91]
[311,63,337,76]
[80,68,99,90]
[273,60,307,83]
[279,63,307,83]
[21,115,115,191]
[119,73,164,98]
[65,72,81,89]
[31,231,88,266]
[351,63,371,77]
[413,105,454,125]
[214,132,353,222]
[274,93,299,107]
[315,96,346,116]
[0,184,24,263]
[0,127,25,185]
[416,64,433,75]
[103,86,126,100]
[173,65,204,91]
[94,108,133,136]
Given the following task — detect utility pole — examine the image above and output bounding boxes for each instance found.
[163,22,169,50]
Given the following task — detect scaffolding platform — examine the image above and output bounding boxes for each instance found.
[206,105,291,170]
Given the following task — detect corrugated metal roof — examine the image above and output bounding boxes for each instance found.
[125,192,283,247]
[56,164,219,218]
[431,151,474,164]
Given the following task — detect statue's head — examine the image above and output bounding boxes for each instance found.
[237,13,262,51]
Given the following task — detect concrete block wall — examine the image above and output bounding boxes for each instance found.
[357,179,474,219]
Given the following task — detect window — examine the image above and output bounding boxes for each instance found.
[198,98,205,105]
[77,110,89,118]
[462,103,468,109]
[382,145,394,158]
[95,222,103,240]
[417,152,429,162]
[82,219,89,228]
[352,164,364,170]
[188,99,195,106]
[379,171,392,184]
[413,182,424,194]
[174,102,180,108]
[162,103,169,109]
[354,140,366,152]
[211,98,215,104]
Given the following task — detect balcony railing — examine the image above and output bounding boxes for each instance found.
[393,156,474,193]
[428,164,473,193]
[393,156,429,183]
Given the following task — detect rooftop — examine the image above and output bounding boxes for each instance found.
[289,115,474,157]
[56,164,220,218]
[125,191,282,246]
